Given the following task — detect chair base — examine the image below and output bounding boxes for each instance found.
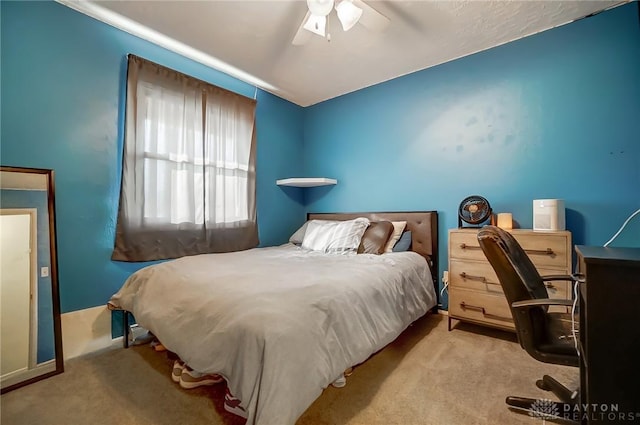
[536,375,578,403]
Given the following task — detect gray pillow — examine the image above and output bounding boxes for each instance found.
[289,221,310,245]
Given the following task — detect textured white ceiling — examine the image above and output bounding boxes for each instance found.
[68,0,625,106]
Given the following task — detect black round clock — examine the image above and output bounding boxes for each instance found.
[458,195,492,227]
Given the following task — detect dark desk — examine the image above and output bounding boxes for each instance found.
[576,246,640,424]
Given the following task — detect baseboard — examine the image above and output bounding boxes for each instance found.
[61,306,120,360]
[1,360,56,388]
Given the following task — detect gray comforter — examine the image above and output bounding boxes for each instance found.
[109,244,436,424]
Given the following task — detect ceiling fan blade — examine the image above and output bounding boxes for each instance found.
[353,0,390,32]
[292,11,313,46]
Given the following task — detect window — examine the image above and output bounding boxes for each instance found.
[112,55,258,262]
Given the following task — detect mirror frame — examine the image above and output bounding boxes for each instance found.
[0,166,64,393]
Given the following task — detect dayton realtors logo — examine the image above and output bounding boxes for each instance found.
[529,399,560,422]
[530,399,640,422]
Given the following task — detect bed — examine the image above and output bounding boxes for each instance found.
[108,211,438,425]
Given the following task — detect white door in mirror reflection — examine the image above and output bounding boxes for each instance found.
[1,211,36,379]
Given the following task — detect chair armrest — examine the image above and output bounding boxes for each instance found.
[512,298,574,309]
[541,274,585,282]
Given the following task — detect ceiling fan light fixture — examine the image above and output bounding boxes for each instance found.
[303,14,327,37]
[336,0,363,31]
[306,0,334,17]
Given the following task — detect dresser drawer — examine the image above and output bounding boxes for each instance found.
[449,259,502,294]
[450,230,569,269]
[449,231,485,261]
[512,233,569,269]
[537,269,571,301]
[448,288,514,330]
[537,270,572,313]
[450,261,570,298]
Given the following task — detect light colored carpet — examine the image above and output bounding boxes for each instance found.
[1,313,576,425]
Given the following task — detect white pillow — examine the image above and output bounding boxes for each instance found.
[302,218,370,254]
[383,221,407,253]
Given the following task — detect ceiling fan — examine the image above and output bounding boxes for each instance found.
[292,0,390,45]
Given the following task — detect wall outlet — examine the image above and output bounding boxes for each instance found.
[40,266,49,277]
[442,270,449,284]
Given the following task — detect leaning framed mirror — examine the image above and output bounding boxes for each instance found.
[0,166,63,393]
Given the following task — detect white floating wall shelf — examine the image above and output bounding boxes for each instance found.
[276,178,337,187]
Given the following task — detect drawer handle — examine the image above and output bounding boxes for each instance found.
[460,302,484,312]
[459,272,488,283]
[459,243,482,250]
[460,302,512,322]
[544,283,555,289]
[524,248,555,256]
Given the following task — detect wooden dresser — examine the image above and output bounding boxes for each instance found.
[447,228,572,331]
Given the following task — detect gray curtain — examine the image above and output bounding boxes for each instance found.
[112,55,258,262]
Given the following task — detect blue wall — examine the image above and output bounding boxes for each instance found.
[303,3,640,307]
[0,189,55,363]
[2,1,638,317]
[1,1,305,313]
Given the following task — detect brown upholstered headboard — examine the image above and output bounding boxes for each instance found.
[307,211,439,299]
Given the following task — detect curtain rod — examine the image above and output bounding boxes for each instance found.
[127,53,258,103]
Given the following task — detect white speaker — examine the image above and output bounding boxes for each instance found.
[533,199,565,231]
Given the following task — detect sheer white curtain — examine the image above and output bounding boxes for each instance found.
[113,55,258,261]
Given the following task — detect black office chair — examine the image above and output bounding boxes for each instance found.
[477,225,580,421]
